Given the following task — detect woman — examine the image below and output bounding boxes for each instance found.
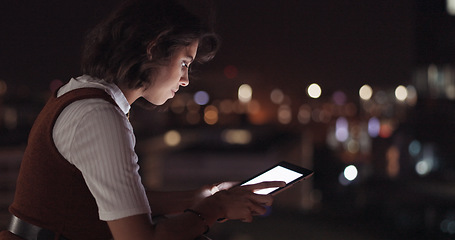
[0,0,284,239]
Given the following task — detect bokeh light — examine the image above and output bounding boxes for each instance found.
[332,90,347,105]
[278,105,292,124]
[219,99,234,114]
[307,83,322,99]
[238,84,252,103]
[221,129,252,145]
[204,105,218,125]
[359,84,373,100]
[408,140,421,157]
[335,117,349,142]
[395,85,408,101]
[406,85,418,105]
[270,88,284,104]
[298,105,311,124]
[194,91,210,105]
[164,130,181,147]
[368,117,380,138]
[344,165,358,181]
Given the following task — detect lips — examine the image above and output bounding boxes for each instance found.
[171,89,178,97]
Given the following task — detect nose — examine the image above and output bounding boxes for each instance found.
[179,77,189,87]
[180,71,189,87]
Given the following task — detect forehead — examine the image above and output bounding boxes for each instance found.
[174,41,199,59]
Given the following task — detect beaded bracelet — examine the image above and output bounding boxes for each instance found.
[184,209,210,234]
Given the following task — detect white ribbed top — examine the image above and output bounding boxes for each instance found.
[53,75,151,221]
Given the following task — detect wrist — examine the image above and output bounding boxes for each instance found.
[184,209,210,234]
[192,194,225,225]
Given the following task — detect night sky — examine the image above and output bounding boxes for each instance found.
[0,0,452,101]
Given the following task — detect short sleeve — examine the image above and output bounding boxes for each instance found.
[58,100,151,221]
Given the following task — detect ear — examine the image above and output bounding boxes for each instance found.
[146,40,157,60]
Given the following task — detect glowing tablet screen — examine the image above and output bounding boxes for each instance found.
[240,166,304,195]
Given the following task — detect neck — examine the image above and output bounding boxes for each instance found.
[118,85,142,105]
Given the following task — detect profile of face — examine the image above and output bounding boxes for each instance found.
[140,41,199,105]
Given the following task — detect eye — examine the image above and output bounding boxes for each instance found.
[182,62,190,69]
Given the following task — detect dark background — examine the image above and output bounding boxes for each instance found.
[2,0,455,239]
[0,0,417,94]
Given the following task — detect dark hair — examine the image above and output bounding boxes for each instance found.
[81,0,220,89]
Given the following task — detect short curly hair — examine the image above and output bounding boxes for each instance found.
[81,0,220,90]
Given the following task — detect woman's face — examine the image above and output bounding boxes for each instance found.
[141,41,199,105]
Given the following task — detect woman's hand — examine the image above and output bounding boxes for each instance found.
[197,181,239,199]
[193,181,285,223]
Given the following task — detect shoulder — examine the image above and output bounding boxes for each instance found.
[64,98,124,121]
[54,97,129,144]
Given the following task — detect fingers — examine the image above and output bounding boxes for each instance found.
[241,190,272,205]
[249,202,267,216]
[216,181,239,191]
[210,182,281,222]
[241,181,286,192]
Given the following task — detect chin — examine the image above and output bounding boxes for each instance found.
[155,98,169,106]
[133,97,160,110]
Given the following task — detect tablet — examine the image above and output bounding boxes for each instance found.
[240,161,313,195]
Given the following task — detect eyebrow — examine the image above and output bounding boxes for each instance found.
[186,56,194,63]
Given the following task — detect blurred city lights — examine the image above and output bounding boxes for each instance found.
[332,90,347,105]
[415,144,437,176]
[219,99,234,114]
[359,84,373,100]
[344,165,358,181]
[428,64,438,81]
[335,117,349,142]
[186,99,200,112]
[307,83,321,99]
[347,139,360,153]
[238,84,252,103]
[416,160,431,176]
[405,85,418,105]
[367,117,380,138]
[311,108,322,123]
[277,105,292,124]
[221,129,252,145]
[298,105,311,124]
[441,217,455,235]
[318,107,332,123]
[379,122,393,138]
[194,91,210,105]
[270,88,284,104]
[448,0,455,15]
[247,99,261,114]
[163,130,181,147]
[374,91,388,104]
[394,85,408,101]
[446,84,455,100]
[408,140,421,157]
[386,146,400,178]
[339,165,358,185]
[204,105,219,125]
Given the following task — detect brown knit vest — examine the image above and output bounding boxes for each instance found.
[9,88,118,240]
